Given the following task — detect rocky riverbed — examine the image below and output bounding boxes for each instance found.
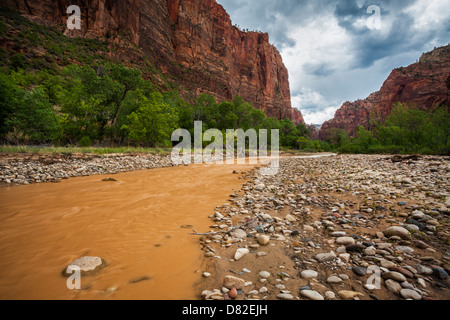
[198,154,450,300]
[0,153,174,186]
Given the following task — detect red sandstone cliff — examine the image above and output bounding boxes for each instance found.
[320,45,450,140]
[2,0,305,125]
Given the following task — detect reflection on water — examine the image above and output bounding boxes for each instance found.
[0,162,257,300]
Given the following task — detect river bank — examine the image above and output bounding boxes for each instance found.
[0,152,174,186]
[197,154,450,300]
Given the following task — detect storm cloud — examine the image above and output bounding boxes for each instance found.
[216,0,450,124]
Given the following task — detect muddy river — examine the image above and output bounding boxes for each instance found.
[0,161,261,300]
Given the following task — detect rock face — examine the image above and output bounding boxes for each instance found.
[320,45,450,139]
[2,0,305,125]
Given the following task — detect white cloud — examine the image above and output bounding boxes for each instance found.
[405,0,449,29]
[301,105,341,125]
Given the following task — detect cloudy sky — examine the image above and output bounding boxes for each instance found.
[216,0,450,124]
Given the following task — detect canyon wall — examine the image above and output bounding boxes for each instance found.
[320,45,450,139]
[2,0,305,124]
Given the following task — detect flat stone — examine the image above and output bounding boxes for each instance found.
[277,293,294,300]
[416,264,433,275]
[325,291,336,299]
[384,226,411,239]
[331,231,346,237]
[258,271,271,279]
[301,290,324,300]
[338,290,364,300]
[395,246,414,254]
[336,237,355,246]
[380,259,396,269]
[389,266,414,278]
[315,251,336,262]
[300,270,318,279]
[64,256,105,276]
[400,289,422,300]
[230,228,247,239]
[382,271,407,282]
[327,276,343,284]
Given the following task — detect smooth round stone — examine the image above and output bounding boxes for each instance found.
[257,235,270,246]
[325,291,336,299]
[64,256,105,276]
[301,290,324,300]
[315,251,336,262]
[277,293,294,300]
[258,271,271,279]
[382,271,407,282]
[336,237,355,246]
[364,247,376,256]
[385,279,402,293]
[327,276,343,284]
[405,224,420,232]
[412,210,425,219]
[395,246,414,254]
[300,270,318,279]
[331,231,346,237]
[384,226,411,240]
[400,289,422,300]
[352,266,367,276]
[416,265,433,275]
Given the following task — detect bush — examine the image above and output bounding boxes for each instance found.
[79,136,92,147]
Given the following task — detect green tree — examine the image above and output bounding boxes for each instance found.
[121,90,178,147]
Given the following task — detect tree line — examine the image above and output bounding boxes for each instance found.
[0,63,312,149]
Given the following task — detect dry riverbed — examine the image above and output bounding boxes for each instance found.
[197,154,450,300]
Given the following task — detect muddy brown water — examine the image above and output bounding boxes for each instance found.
[0,161,263,300]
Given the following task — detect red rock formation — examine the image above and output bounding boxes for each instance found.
[320,45,450,140]
[2,0,305,125]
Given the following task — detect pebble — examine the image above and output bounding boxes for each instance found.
[384,226,411,240]
[400,289,422,300]
[300,270,318,279]
[301,290,324,301]
[385,279,402,294]
[257,235,270,246]
[277,293,294,300]
[352,266,367,276]
[338,290,364,299]
[258,271,271,279]
[234,248,249,261]
[327,276,343,284]
[382,271,407,282]
[229,287,238,299]
[336,237,355,245]
[315,251,336,262]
